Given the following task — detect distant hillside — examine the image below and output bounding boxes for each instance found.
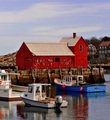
[0,52,17,67]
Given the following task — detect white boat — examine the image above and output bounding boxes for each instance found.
[0,69,27,92]
[0,69,23,101]
[21,83,68,109]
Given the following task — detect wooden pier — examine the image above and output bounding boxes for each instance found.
[11,67,105,86]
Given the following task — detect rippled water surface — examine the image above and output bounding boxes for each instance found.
[0,74,110,120]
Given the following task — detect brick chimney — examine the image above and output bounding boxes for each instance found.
[73,33,76,38]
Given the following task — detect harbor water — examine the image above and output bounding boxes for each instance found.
[0,74,110,120]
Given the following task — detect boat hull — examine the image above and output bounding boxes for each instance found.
[56,90,106,98]
[0,97,22,101]
[21,97,68,109]
[55,83,106,93]
[0,88,23,101]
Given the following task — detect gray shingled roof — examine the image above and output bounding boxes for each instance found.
[25,42,74,56]
[60,36,81,46]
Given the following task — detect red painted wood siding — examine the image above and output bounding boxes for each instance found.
[16,42,33,70]
[16,43,74,70]
[33,56,74,69]
[69,37,88,68]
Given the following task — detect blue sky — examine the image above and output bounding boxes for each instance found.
[0,0,110,55]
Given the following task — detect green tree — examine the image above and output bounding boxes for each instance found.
[101,36,110,42]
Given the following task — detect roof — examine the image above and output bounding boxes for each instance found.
[88,44,96,48]
[24,42,74,56]
[60,36,81,46]
[99,41,110,46]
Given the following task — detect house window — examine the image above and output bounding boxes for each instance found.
[100,55,102,58]
[102,46,104,49]
[105,50,107,54]
[89,47,91,49]
[23,49,25,52]
[102,51,104,53]
[99,51,101,53]
[103,54,105,58]
[55,58,60,62]
[79,45,82,52]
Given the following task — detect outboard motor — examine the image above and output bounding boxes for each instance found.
[55,96,63,108]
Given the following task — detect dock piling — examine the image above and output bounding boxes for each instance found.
[47,67,50,83]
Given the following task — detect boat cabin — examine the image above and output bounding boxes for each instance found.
[63,75,84,85]
[0,70,20,89]
[25,84,51,101]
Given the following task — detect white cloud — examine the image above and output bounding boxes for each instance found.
[30,26,103,36]
[0,3,64,23]
[30,26,54,32]
[0,2,110,23]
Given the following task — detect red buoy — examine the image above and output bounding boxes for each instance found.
[62,85,66,89]
[80,87,83,91]
[33,79,35,83]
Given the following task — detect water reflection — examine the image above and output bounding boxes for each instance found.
[0,89,106,120]
[0,100,67,120]
[21,106,67,120]
[0,101,24,119]
[56,90,106,120]
[22,107,51,120]
[56,90,106,98]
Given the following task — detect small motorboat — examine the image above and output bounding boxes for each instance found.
[0,69,28,92]
[54,75,106,92]
[0,69,22,101]
[21,83,68,109]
